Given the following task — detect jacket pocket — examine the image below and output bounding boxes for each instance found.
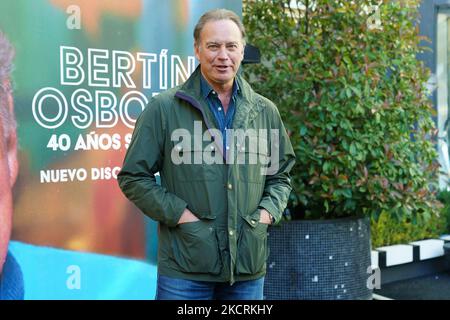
[236,136,270,183]
[171,220,222,275]
[235,213,269,275]
[171,141,217,182]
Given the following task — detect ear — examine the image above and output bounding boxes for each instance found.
[4,81,18,187]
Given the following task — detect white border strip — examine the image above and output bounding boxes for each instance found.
[372,293,394,300]
[437,12,450,188]
[376,245,414,266]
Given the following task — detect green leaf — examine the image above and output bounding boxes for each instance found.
[342,189,352,199]
[350,86,362,98]
[346,87,352,98]
[300,125,308,136]
[349,142,357,155]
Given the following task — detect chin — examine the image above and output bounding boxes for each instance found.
[213,75,234,84]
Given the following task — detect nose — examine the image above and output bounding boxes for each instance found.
[217,46,228,60]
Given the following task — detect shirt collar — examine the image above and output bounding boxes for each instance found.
[0,251,24,300]
[200,73,240,100]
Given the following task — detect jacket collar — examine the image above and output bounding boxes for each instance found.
[176,65,264,130]
[200,72,240,100]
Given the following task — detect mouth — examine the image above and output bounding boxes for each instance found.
[215,65,230,72]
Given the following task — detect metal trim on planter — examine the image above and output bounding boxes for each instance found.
[264,217,373,300]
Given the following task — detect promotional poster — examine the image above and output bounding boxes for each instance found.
[0,0,241,300]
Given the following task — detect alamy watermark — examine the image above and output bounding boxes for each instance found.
[170,121,280,176]
[366,5,382,30]
[66,265,81,290]
[367,266,381,290]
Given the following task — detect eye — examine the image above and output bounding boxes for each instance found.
[208,44,219,50]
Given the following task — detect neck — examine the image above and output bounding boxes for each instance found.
[213,83,233,111]
[200,71,234,96]
[212,82,233,96]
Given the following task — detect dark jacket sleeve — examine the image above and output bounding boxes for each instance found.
[117,98,187,227]
[258,106,296,224]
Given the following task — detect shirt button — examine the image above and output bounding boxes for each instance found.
[218,107,222,111]
[226,146,230,150]
[251,220,256,225]
[229,230,234,236]
[227,183,233,190]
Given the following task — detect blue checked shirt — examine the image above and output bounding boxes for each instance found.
[200,75,239,158]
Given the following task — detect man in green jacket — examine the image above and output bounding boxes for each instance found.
[118,8,295,300]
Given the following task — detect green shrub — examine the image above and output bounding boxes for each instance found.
[437,190,450,234]
[244,0,441,223]
[371,190,450,247]
[371,210,447,248]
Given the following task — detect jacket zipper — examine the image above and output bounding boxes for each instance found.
[175,90,236,285]
[175,91,226,161]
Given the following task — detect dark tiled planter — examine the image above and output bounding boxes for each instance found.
[264,217,372,300]
[444,243,450,270]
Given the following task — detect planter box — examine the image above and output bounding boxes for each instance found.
[373,237,450,286]
[264,217,372,300]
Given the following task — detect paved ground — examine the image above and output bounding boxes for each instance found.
[375,272,450,300]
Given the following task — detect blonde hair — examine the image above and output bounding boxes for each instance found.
[194,9,246,47]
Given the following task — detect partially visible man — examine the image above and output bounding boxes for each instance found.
[118,9,295,300]
[0,31,157,300]
[0,31,22,300]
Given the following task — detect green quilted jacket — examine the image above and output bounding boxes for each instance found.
[118,66,295,284]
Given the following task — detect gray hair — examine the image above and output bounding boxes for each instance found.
[194,8,246,47]
[0,31,16,141]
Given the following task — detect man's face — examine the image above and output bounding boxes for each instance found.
[0,82,18,274]
[194,19,244,90]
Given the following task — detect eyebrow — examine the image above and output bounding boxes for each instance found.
[206,41,239,46]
